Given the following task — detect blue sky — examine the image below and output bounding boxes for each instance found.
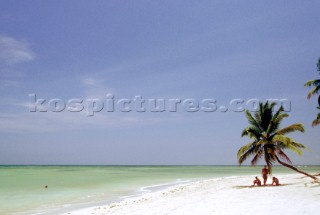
[0,0,320,165]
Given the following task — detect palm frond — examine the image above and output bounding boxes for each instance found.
[312,113,320,127]
[272,135,293,146]
[241,128,248,137]
[237,142,255,158]
[275,149,292,164]
[275,124,304,135]
[267,107,288,135]
[312,118,320,127]
[272,113,289,124]
[244,110,260,129]
[287,145,304,156]
[237,142,257,165]
[304,79,320,87]
[268,114,288,135]
[274,135,306,155]
[307,86,320,99]
[289,141,307,149]
[241,126,261,140]
[269,102,277,110]
[251,151,263,166]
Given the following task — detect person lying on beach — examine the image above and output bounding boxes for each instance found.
[252,176,261,186]
[272,177,280,186]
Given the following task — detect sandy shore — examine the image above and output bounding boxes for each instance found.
[64,174,319,215]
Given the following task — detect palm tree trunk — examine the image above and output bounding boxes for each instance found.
[275,155,317,181]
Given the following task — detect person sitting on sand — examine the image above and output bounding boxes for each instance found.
[272,177,280,186]
[252,176,261,186]
[262,165,268,186]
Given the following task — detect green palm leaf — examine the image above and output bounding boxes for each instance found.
[275,124,304,135]
[244,110,260,129]
[304,79,320,87]
[307,86,320,99]
[241,126,261,140]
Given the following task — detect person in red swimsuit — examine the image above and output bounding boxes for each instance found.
[262,165,268,186]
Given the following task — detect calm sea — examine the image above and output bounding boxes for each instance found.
[0,165,319,214]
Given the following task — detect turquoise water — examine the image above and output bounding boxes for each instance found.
[0,165,319,214]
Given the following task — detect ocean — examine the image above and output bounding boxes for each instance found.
[0,165,319,215]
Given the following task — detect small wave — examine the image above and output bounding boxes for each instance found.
[137,179,191,193]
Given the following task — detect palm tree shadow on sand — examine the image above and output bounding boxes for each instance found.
[233,184,293,189]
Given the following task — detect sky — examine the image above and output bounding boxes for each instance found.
[0,0,320,165]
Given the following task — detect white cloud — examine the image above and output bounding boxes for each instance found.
[82,77,101,86]
[0,35,35,66]
[81,76,114,99]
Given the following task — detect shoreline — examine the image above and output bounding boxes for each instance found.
[63,173,319,215]
[45,178,194,215]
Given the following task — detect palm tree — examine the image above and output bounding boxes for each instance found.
[304,58,320,106]
[237,102,317,180]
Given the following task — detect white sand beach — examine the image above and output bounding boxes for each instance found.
[64,174,319,215]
